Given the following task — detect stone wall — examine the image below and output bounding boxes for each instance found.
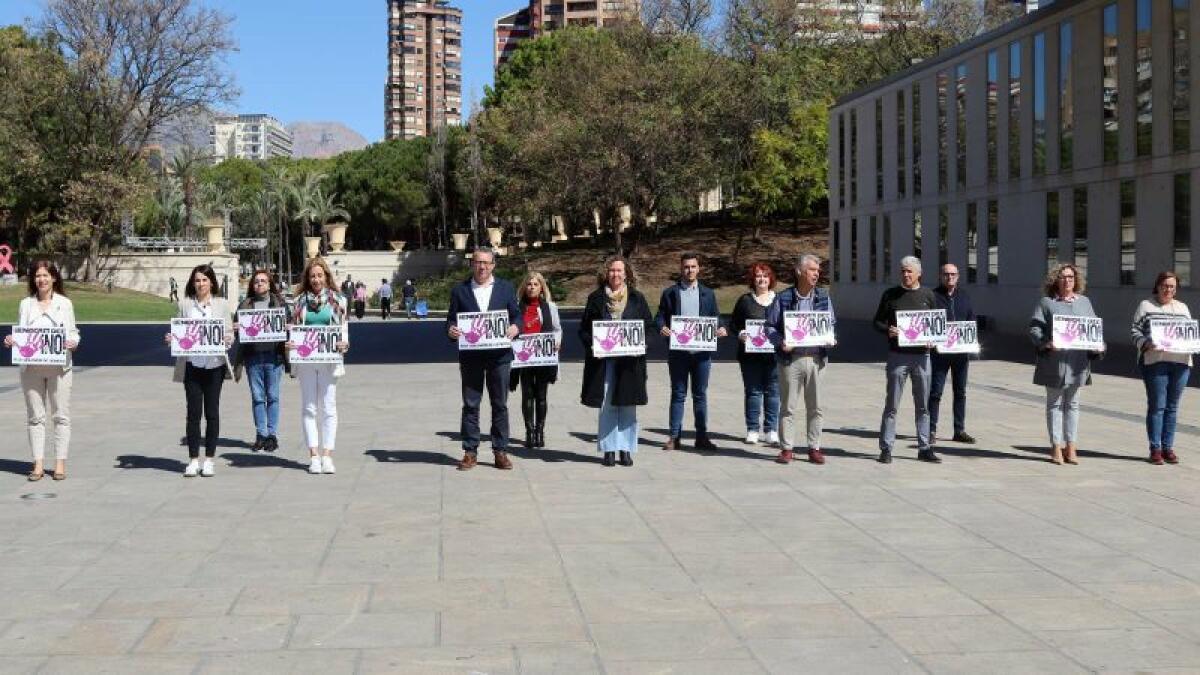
[324,250,464,288]
[59,252,242,299]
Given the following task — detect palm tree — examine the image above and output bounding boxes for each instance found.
[169,146,211,239]
[288,169,329,237]
[265,165,295,286]
[296,187,351,250]
[151,176,187,236]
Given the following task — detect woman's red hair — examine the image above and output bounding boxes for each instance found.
[746,263,776,289]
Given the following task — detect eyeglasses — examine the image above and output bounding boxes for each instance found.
[472,260,495,266]
[941,272,958,277]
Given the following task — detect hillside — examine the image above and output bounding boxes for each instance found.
[288,121,369,158]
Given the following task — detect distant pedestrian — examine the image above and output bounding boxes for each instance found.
[232,270,288,453]
[378,278,393,320]
[168,276,179,302]
[341,275,354,306]
[510,271,562,449]
[403,279,417,319]
[354,282,367,320]
[1131,271,1191,465]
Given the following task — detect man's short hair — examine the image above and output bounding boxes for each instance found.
[680,252,700,264]
[472,247,496,262]
[900,256,922,274]
[796,254,821,269]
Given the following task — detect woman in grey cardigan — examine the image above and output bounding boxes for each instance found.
[1029,263,1104,465]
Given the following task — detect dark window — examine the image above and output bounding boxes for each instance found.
[1136,0,1153,156]
[1176,173,1192,285]
[967,202,978,284]
[1046,191,1060,271]
[937,71,949,191]
[1173,0,1191,152]
[987,51,998,182]
[897,90,907,197]
[956,63,967,189]
[1009,42,1022,179]
[1033,32,1046,176]
[1103,4,1119,163]
[987,200,999,283]
[1060,22,1074,172]
[1120,180,1137,285]
[912,82,922,195]
[1073,187,1089,279]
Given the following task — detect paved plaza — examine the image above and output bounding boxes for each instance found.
[2,359,1200,673]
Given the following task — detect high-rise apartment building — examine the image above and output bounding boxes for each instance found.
[495,7,532,69]
[386,0,464,141]
[209,114,293,162]
[494,0,639,71]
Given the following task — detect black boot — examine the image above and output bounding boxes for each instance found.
[603,452,616,466]
[252,434,265,452]
[535,425,546,448]
[619,451,633,467]
[265,436,278,452]
[525,429,535,448]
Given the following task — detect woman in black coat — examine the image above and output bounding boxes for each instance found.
[579,256,655,467]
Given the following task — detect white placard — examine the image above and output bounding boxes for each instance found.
[937,321,981,354]
[237,308,288,343]
[512,332,559,368]
[456,310,511,350]
[288,326,344,364]
[1149,318,1200,354]
[591,320,646,358]
[1052,315,1105,351]
[669,316,719,352]
[170,318,227,357]
[896,309,947,347]
[783,311,836,348]
[743,319,775,354]
[10,326,67,366]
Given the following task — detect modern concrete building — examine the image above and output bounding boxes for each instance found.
[494,0,639,71]
[209,114,293,162]
[386,0,464,140]
[495,6,532,69]
[828,0,1199,343]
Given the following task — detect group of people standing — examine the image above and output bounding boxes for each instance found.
[4,250,1193,481]
[340,275,419,320]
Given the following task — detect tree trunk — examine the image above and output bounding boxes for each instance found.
[84,224,102,282]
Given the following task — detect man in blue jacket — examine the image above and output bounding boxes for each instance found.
[656,252,727,451]
[764,254,835,465]
[930,263,976,444]
[446,249,520,471]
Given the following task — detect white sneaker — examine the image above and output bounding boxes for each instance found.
[745,431,760,444]
[765,431,780,445]
[200,459,215,477]
[308,456,323,474]
[183,459,200,477]
[321,455,336,474]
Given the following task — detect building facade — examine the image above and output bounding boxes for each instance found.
[495,7,532,69]
[828,0,1199,342]
[210,114,293,162]
[386,0,464,140]
[494,0,639,71]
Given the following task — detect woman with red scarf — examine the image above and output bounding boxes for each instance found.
[509,272,562,448]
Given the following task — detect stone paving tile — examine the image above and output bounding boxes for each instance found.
[0,658,44,675]
[873,615,1045,654]
[93,586,240,619]
[134,616,292,653]
[230,584,370,616]
[1042,626,1200,670]
[289,612,436,649]
[38,654,199,674]
[604,659,769,674]
[197,649,359,674]
[440,607,590,646]
[0,618,150,656]
[719,603,879,640]
[357,645,515,674]
[590,621,752,662]
[914,650,1091,674]
[745,636,925,674]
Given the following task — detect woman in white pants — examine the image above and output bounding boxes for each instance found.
[4,261,80,481]
[287,257,349,474]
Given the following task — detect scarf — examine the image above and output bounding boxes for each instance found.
[293,288,344,324]
[605,285,628,319]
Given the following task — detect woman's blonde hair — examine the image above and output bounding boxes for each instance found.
[596,255,637,289]
[518,271,554,303]
[298,257,337,296]
[1043,263,1085,297]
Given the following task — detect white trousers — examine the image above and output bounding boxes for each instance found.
[21,366,72,461]
[296,364,337,451]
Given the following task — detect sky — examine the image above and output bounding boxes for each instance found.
[0,0,538,143]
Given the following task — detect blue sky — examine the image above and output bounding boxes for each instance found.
[0,0,534,142]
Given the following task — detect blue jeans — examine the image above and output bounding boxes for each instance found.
[599,360,638,453]
[929,353,969,436]
[244,351,283,438]
[738,358,779,433]
[404,297,416,318]
[668,352,712,438]
[1142,361,1191,450]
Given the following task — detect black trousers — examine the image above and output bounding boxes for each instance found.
[460,357,511,453]
[184,363,225,458]
[380,296,391,319]
[520,368,552,433]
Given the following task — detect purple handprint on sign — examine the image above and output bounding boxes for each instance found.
[902,316,922,342]
[16,332,45,359]
[296,329,320,357]
[174,323,202,351]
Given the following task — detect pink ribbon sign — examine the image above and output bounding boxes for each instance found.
[0,245,15,275]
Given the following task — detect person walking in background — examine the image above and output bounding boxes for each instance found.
[165,264,234,478]
[403,279,417,319]
[580,256,655,467]
[288,257,350,475]
[232,270,288,453]
[341,274,354,307]
[378,278,393,320]
[656,252,727,451]
[4,261,80,481]
[1131,271,1190,465]
[874,256,940,464]
[1029,263,1103,465]
[168,276,179,302]
[353,282,367,320]
[510,271,562,449]
[929,263,977,444]
[446,249,520,471]
[765,254,835,465]
[731,262,779,447]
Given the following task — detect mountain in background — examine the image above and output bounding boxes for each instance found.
[288,122,369,159]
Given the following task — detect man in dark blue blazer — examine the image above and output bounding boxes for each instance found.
[655,252,727,451]
[446,248,521,471]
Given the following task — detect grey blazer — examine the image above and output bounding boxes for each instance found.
[171,297,234,383]
[1029,295,1099,388]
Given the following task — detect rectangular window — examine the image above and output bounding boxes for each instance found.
[937,70,949,191]
[850,218,859,282]
[956,63,967,189]
[884,214,893,280]
[897,90,906,197]
[1073,187,1089,279]
[1033,32,1047,176]
[1009,42,1022,179]
[913,210,923,261]
[1060,22,1074,172]
[1136,0,1153,157]
[838,114,845,209]
[912,82,922,196]
[850,109,858,206]
[832,222,840,282]
[1103,4,1119,163]
[1174,0,1190,152]
[987,51,998,182]
[1176,173,1192,285]
[938,205,949,268]
[876,98,884,201]
[967,202,978,284]
[870,215,878,282]
[1120,180,1137,285]
[1046,191,1060,270]
[987,200,1000,283]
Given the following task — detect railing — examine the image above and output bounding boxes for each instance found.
[123,236,267,251]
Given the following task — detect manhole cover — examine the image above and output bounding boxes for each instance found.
[20,493,57,500]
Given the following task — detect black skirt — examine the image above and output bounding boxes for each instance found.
[509,365,558,392]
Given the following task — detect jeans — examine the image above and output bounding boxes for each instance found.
[244,351,283,438]
[778,355,824,450]
[1142,361,1191,450]
[599,360,638,453]
[184,363,225,458]
[667,352,712,438]
[929,353,970,436]
[879,351,931,452]
[460,356,511,453]
[405,297,416,318]
[739,358,779,434]
[1045,385,1081,446]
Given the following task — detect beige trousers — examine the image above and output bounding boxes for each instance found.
[778,355,824,450]
[21,366,72,461]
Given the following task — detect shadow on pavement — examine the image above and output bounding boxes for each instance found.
[508,446,602,464]
[934,445,1052,463]
[364,449,459,466]
[221,452,308,470]
[115,455,186,472]
[0,458,31,476]
[177,436,253,449]
[816,446,879,461]
[1012,444,1147,463]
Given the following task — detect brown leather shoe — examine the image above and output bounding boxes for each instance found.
[775,448,793,464]
[494,451,513,470]
[1164,449,1180,464]
[663,437,681,451]
[808,448,826,465]
[457,452,478,471]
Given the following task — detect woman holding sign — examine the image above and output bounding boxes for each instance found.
[1130,271,1192,465]
[731,263,779,446]
[288,257,349,475]
[165,264,234,478]
[579,256,655,467]
[232,270,289,453]
[509,272,562,449]
[4,261,79,481]
[1029,263,1102,465]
